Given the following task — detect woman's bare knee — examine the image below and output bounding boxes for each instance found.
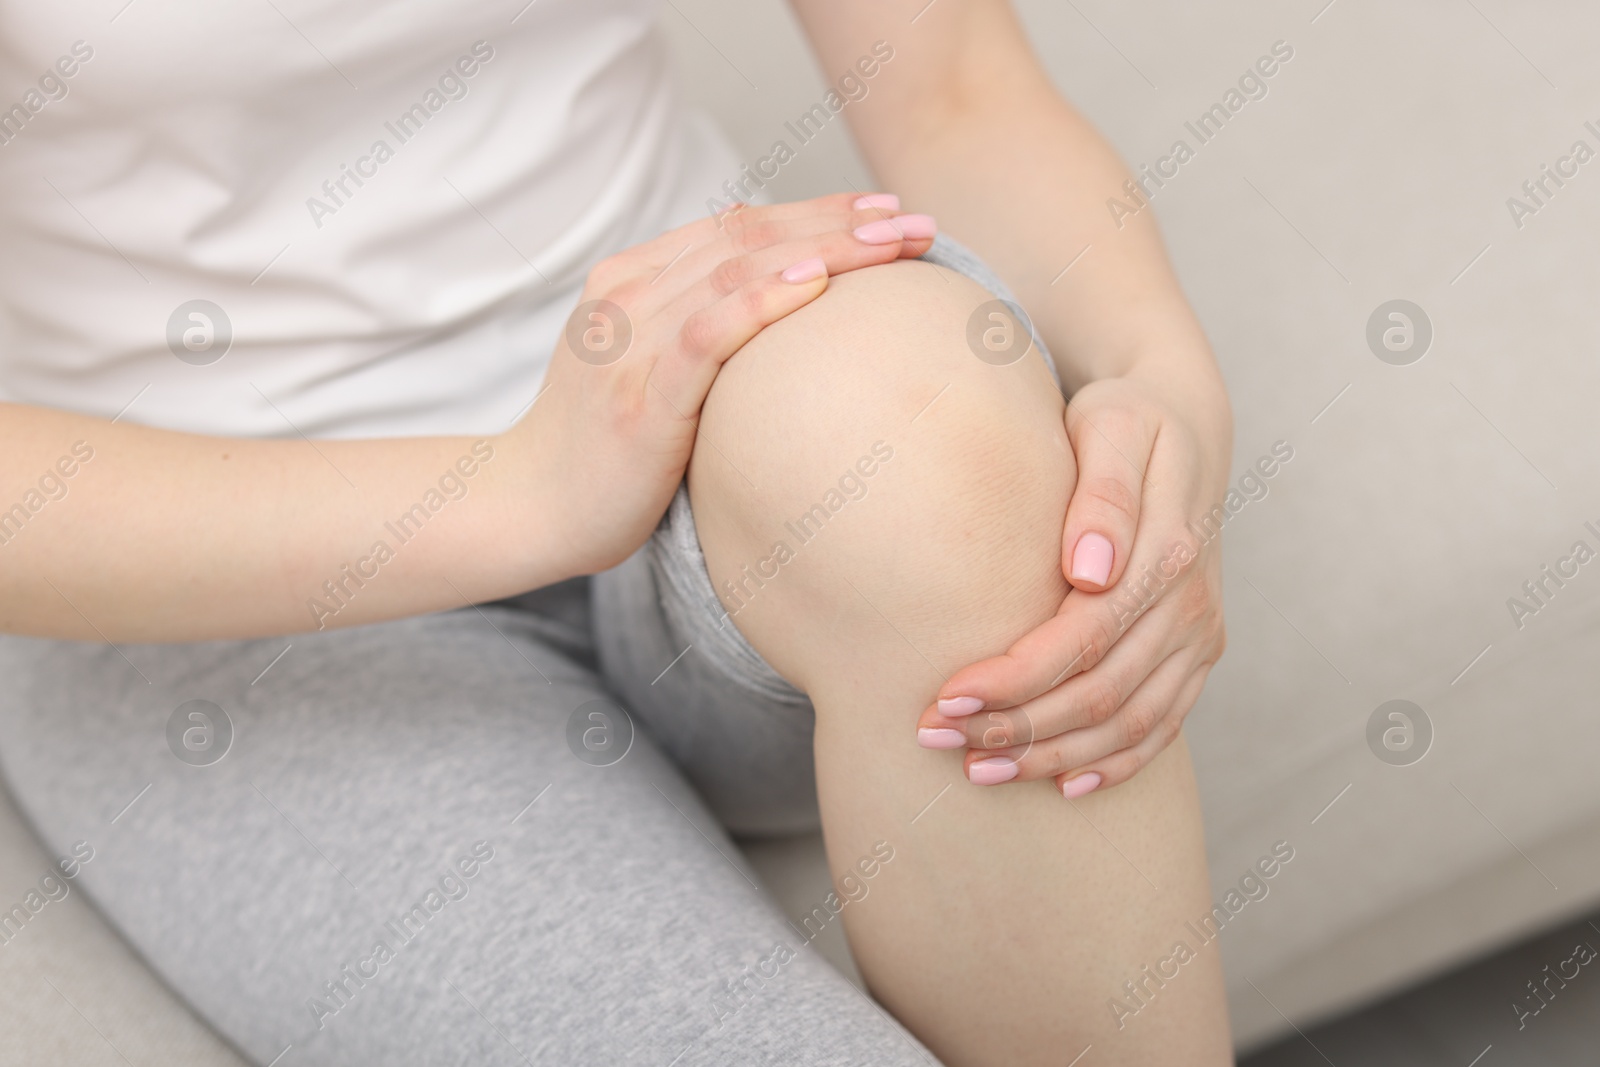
[687,258,1074,690]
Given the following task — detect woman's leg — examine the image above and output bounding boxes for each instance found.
[0,581,936,1065]
[690,259,1232,1065]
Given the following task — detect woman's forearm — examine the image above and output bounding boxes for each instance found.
[798,0,1226,421]
[0,402,562,643]
[877,86,1222,404]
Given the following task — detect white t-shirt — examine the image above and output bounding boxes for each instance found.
[0,1,739,437]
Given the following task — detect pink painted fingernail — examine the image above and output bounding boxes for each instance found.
[968,757,1018,785]
[1070,532,1114,586]
[853,193,900,210]
[853,214,937,244]
[917,728,966,749]
[781,257,827,283]
[1061,772,1102,799]
[937,696,984,717]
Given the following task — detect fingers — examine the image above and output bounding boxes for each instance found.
[674,203,934,298]
[1054,661,1212,799]
[931,595,1120,715]
[958,648,1203,789]
[932,459,1202,714]
[625,192,864,269]
[847,193,941,258]
[565,192,937,447]
[633,197,935,309]
[917,593,1181,750]
[1060,398,1157,593]
[591,197,805,290]
[849,211,938,251]
[714,191,922,246]
[644,260,831,418]
[657,227,931,339]
[850,192,902,213]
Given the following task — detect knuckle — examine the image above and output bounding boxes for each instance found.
[980,711,1021,749]
[604,279,646,315]
[1106,752,1141,786]
[717,205,754,235]
[1105,405,1155,441]
[738,279,772,320]
[1040,745,1073,778]
[1083,474,1141,527]
[1121,701,1158,747]
[677,311,721,360]
[1080,681,1122,727]
[708,255,752,296]
[734,218,784,252]
[1078,621,1115,672]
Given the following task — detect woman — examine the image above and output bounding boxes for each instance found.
[0,0,1233,1063]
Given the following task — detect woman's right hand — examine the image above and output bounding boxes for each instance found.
[520,192,935,575]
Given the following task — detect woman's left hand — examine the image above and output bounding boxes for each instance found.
[915,365,1233,799]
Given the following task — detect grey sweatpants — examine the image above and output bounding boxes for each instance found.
[0,237,1049,1065]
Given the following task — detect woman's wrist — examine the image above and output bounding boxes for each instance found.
[1096,342,1236,512]
[481,414,588,593]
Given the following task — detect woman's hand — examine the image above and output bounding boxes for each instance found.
[915,363,1232,798]
[519,192,935,576]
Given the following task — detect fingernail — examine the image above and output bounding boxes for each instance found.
[853,193,900,210]
[781,257,827,283]
[1070,532,1114,586]
[853,214,937,244]
[937,696,984,717]
[1061,772,1102,799]
[968,757,1018,786]
[917,727,966,749]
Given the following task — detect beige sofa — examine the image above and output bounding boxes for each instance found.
[7,0,1600,1061]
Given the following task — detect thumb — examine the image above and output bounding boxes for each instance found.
[1061,406,1153,593]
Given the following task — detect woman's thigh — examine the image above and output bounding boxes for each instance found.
[0,584,931,1066]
